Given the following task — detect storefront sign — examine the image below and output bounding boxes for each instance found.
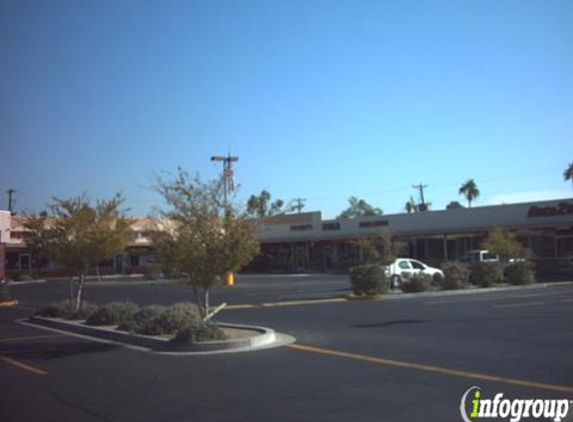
[359,220,389,228]
[527,202,573,218]
[290,224,313,231]
[322,222,340,231]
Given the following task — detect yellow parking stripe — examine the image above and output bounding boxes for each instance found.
[287,343,573,394]
[494,301,546,309]
[0,355,47,376]
[262,298,346,308]
[0,334,69,343]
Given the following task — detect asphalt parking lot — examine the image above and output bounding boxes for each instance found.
[1,275,573,422]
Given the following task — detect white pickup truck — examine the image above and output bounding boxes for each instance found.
[461,250,500,263]
[386,258,444,288]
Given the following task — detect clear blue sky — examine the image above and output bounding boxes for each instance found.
[1,0,572,218]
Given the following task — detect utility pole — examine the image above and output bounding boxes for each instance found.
[412,183,428,207]
[290,198,306,214]
[210,153,239,287]
[211,153,239,215]
[6,189,16,214]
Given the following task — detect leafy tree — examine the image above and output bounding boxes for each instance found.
[482,226,525,261]
[24,194,133,312]
[446,201,464,210]
[459,179,480,208]
[354,233,403,266]
[246,190,285,217]
[338,197,382,219]
[153,169,260,319]
[564,162,573,189]
[405,200,417,214]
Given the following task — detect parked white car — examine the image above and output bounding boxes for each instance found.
[386,258,444,288]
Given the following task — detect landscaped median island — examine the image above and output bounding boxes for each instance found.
[0,283,18,307]
[28,301,286,353]
[346,261,537,300]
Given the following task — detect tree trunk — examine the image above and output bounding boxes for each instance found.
[96,264,102,283]
[204,289,210,318]
[190,279,205,319]
[75,273,85,313]
[68,276,75,314]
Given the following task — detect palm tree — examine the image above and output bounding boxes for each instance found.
[459,179,480,208]
[564,162,573,190]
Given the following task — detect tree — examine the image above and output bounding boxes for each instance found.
[24,194,133,312]
[405,198,418,214]
[482,226,525,261]
[564,162,573,189]
[153,169,260,319]
[446,201,464,210]
[338,197,383,219]
[246,190,285,217]
[459,179,480,208]
[354,233,404,266]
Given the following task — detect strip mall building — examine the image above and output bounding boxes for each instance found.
[1,198,572,278]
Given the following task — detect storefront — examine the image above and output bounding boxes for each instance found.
[249,198,573,273]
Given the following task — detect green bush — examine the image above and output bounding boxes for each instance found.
[440,263,470,290]
[118,305,167,335]
[0,284,12,302]
[401,273,431,293]
[349,264,388,296]
[470,262,503,287]
[505,262,535,285]
[37,300,98,320]
[158,303,200,334]
[171,321,227,345]
[86,302,140,326]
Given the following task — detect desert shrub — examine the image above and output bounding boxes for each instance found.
[440,263,470,290]
[118,305,166,335]
[401,273,431,293]
[73,302,99,320]
[0,284,12,302]
[505,262,535,286]
[349,264,388,296]
[470,262,503,287]
[171,321,227,345]
[86,302,140,326]
[37,300,98,320]
[157,303,200,334]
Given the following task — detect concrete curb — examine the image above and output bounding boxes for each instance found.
[341,281,573,302]
[26,315,281,353]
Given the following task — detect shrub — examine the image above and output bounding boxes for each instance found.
[349,264,388,296]
[0,284,12,302]
[86,302,140,326]
[505,262,535,286]
[401,273,431,293]
[158,303,200,334]
[171,321,227,345]
[73,302,99,320]
[118,305,166,335]
[440,263,470,290]
[470,262,503,287]
[37,300,98,320]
